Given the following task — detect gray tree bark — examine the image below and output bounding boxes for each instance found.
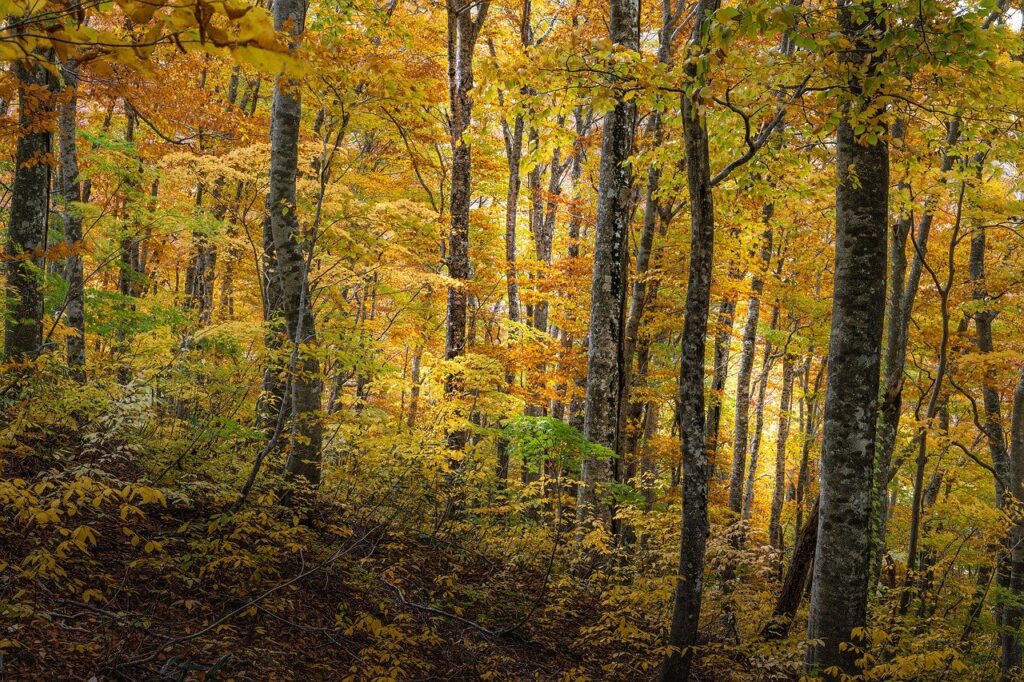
[267,0,323,486]
[728,226,772,514]
[768,353,795,550]
[969,219,1016,674]
[806,3,888,674]
[874,117,960,571]
[1005,371,1024,676]
[660,2,720,679]
[57,61,85,378]
[743,306,778,521]
[706,289,736,476]
[499,4,532,327]
[578,0,639,527]
[443,0,489,451]
[4,58,54,362]
[552,106,591,427]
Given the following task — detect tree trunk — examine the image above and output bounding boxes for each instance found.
[578,0,638,528]
[768,353,795,550]
[552,106,591,427]
[500,4,530,328]
[806,3,888,673]
[268,0,323,486]
[4,58,53,362]
[706,290,736,476]
[728,226,772,514]
[763,498,819,640]
[1004,371,1024,677]
[660,2,719,679]
[443,0,489,452]
[503,115,525,326]
[874,117,961,573]
[899,191,961,616]
[57,61,85,378]
[742,307,777,522]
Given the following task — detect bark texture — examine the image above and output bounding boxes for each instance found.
[768,353,795,549]
[728,227,772,514]
[806,3,888,670]
[763,498,819,640]
[57,61,85,377]
[443,0,489,451]
[268,0,323,486]
[578,0,639,526]
[4,58,54,362]
[660,2,720,678]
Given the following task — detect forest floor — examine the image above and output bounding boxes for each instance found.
[1,425,711,681]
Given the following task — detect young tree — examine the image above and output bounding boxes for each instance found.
[660,1,720,678]
[57,61,86,378]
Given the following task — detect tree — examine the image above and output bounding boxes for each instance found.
[267,0,323,486]
[57,60,85,378]
[4,56,54,363]
[806,0,889,675]
[577,0,639,528]
[443,0,490,451]
[660,1,720,678]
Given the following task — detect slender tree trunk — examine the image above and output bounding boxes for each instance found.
[806,3,888,673]
[258,211,288,433]
[875,117,961,572]
[769,353,795,550]
[499,3,531,328]
[443,0,489,452]
[268,0,323,486]
[1004,371,1024,677]
[899,189,961,615]
[796,354,823,533]
[706,290,736,476]
[57,61,85,378]
[728,226,772,514]
[552,106,591,427]
[407,345,423,428]
[763,497,819,640]
[660,3,719,678]
[4,58,54,363]
[742,308,777,522]
[503,116,525,326]
[970,214,1016,675]
[578,0,639,528]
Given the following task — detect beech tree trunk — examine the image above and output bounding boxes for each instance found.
[728,227,772,514]
[578,0,638,527]
[552,106,591,427]
[57,61,85,378]
[4,58,53,363]
[503,116,525,325]
[742,307,778,521]
[768,353,795,550]
[500,4,531,327]
[1005,371,1024,676]
[660,2,720,679]
[874,117,960,571]
[443,0,489,451]
[763,497,819,640]
[268,0,323,486]
[970,216,1016,675]
[706,290,736,474]
[806,3,888,674]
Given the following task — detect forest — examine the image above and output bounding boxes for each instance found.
[1,0,1023,678]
